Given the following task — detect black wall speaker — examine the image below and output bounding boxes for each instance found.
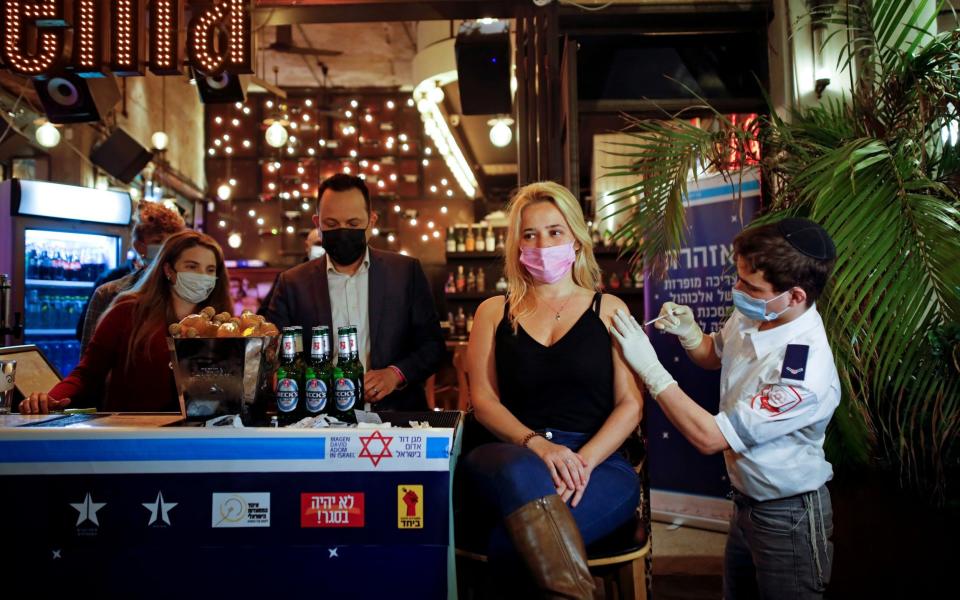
[90,129,154,184]
[195,70,248,104]
[455,23,512,116]
[33,73,121,124]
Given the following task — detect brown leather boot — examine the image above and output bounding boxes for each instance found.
[504,495,596,599]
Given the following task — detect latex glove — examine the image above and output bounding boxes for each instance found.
[611,309,677,398]
[654,302,703,349]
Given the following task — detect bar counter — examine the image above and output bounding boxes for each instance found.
[0,411,462,598]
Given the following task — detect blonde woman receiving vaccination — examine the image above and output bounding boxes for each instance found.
[461,182,643,598]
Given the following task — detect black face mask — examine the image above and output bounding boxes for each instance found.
[321,228,367,266]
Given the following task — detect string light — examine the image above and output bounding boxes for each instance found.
[228,233,242,248]
[35,121,60,148]
[286,225,295,233]
[248,209,256,217]
[218,220,227,228]
[393,205,401,213]
[430,185,437,193]
[350,99,359,108]
[217,183,232,200]
[256,217,265,225]
[440,206,448,214]
[386,100,395,109]
[432,230,441,239]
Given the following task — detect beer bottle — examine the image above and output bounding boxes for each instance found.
[348,326,366,409]
[291,326,305,361]
[304,326,330,417]
[331,326,358,423]
[275,328,304,425]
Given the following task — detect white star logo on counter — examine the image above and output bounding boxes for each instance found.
[52,549,62,560]
[328,547,339,558]
[70,493,106,527]
[143,491,178,526]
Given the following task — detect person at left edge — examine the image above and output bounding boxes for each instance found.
[265,174,445,412]
[19,230,233,414]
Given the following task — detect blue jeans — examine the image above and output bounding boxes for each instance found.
[461,429,640,561]
[724,485,834,600]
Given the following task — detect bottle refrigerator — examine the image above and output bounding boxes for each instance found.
[0,179,132,376]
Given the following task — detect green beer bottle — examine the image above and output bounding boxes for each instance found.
[347,326,366,409]
[304,326,330,417]
[332,326,358,423]
[275,327,304,426]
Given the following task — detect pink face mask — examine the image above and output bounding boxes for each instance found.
[520,243,576,284]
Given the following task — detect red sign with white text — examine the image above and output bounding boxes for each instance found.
[300,492,365,528]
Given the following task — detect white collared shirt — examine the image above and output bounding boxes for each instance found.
[326,249,371,371]
[711,304,841,501]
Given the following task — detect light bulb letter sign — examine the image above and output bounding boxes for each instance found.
[111,0,143,75]
[149,0,181,75]
[187,0,251,76]
[0,1,253,78]
[1,0,66,76]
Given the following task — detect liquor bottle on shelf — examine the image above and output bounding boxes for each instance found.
[466,268,476,292]
[465,226,476,252]
[466,312,474,334]
[495,276,508,292]
[456,228,466,252]
[454,307,467,338]
[456,265,466,292]
[485,226,496,252]
[623,269,633,289]
[609,272,621,289]
[446,227,457,253]
[633,270,643,288]
[475,225,486,252]
[496,233,505,252]
[444,272,457,294]
[476,268,486,292]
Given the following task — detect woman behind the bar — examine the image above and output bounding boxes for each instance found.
[20,230,232,414]
[461,181,643,598]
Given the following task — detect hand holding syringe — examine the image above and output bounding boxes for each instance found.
[643,308,679,327]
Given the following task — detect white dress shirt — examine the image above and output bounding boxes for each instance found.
[711,304,841,501]
[326,249,371,371]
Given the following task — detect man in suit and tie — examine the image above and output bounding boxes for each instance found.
[265,174,445,412]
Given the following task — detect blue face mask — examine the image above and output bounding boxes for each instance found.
[732,288,791,322]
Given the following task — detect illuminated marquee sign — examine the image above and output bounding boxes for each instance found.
[0,0,252,77]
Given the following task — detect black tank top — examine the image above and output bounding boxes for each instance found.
[495,292,614,435]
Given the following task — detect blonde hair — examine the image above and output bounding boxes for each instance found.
[504,181,601,330]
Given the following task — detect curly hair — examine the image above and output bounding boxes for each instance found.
[133,201,185,242]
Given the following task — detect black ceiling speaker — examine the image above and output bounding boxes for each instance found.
[195,69,249,104]
[455,20,512,116]
[33,73,121,124]
[90,129,154,184]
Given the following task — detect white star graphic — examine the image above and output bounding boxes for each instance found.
[143,491,178,526]
[662,431,670,439]
[52,549,61,560]
[731,215,738,223]
[328,548,339,558]
[70,493,106,527]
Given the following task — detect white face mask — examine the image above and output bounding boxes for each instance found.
[308,245,325,261]
[172,271,217,304]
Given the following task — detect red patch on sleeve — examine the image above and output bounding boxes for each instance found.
[750,385,803,415]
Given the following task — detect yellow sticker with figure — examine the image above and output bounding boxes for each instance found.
[397,485,423,529]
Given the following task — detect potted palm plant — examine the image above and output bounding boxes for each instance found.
[605,0,959,508]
